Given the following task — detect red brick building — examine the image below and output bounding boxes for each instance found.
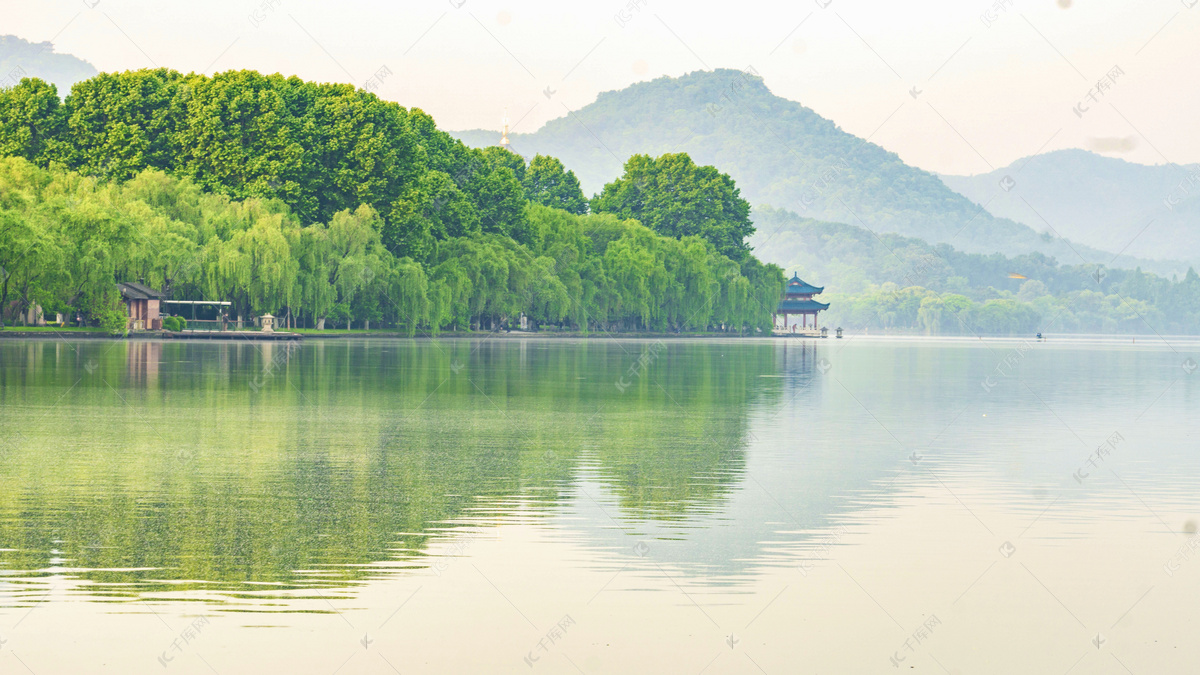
[117,282,164,330]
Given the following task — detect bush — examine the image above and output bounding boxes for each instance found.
[177,316,187,331]
[97,304,128,336]
[162,316,179,331]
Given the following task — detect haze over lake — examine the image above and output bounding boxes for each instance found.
[1,336,1197,673]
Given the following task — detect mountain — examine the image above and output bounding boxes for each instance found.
[938,149,1200,265]
[0,36,97,97]
[451,69,1172,273]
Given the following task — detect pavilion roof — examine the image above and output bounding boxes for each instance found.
[783,273,824,296]
[777,298,830,312]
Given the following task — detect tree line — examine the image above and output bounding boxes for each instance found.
[753,208,1200,335]
[0,69,782,333]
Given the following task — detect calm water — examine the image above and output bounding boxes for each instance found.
[0,336,1198,674]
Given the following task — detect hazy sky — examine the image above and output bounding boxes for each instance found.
[9,0,1198,175]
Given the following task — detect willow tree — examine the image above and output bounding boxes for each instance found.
[205,207,299,319]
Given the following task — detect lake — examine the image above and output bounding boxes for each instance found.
[1,335,1198,674]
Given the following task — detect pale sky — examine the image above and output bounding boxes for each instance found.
[8,0,1198,175]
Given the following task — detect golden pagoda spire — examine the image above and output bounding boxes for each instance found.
[500,108,511,146]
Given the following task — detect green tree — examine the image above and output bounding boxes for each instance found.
[591,153,754,259]
[523,154,587,215]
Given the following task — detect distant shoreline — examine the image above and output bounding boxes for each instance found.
[1,328,1195,345]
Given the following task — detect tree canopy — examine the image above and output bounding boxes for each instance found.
[591,153,754,260]
[523,154,587,215]
[0,158,782,333]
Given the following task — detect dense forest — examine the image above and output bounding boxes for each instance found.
[753,208,1200,335]
[454,69,1170,273]
[0,68,782,333]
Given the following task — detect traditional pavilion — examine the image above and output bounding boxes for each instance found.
[774,273,829,335]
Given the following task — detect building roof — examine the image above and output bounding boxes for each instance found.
[784,273,824,296]
[117,281,164,300]
[777,298,830,312]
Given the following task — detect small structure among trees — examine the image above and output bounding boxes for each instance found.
[774,273,828,335]
[117,282,163,330]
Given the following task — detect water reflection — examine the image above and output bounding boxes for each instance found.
[1,336,1197,612]
[0,338,781,602]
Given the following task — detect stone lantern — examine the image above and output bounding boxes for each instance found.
[260,314,276,333]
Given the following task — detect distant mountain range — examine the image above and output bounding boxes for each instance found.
[452,69,1183,276]
[938,149,1200,266]
[0,35,97,97]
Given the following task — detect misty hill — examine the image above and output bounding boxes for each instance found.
[452,69,1163,271]
[749,206,1200,335]
[938,149,1200,265]
[0,35,97,97]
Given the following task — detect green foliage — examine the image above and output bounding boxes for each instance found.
[0,77,64,164]
[96,297,127,335]
[591,153,754,260]
[0,68,540,265]
[0,158,781,333]
[753,207,1200,335]
[454,68,1147,267]
[523,154,587,215]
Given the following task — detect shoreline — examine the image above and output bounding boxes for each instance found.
[1,328,1194,345]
